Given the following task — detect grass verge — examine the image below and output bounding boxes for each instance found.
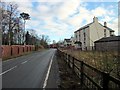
[61,49,120,79]
[57,55,81,88]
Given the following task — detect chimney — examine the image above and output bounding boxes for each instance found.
[93,16,98,22]
[104,22,107,27]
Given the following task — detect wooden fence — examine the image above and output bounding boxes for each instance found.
[57,49,120,89]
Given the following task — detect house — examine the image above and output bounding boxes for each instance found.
[64,39,71,47]
[94,36,120,51]
[70,36,75,46]
[74,17,114,50]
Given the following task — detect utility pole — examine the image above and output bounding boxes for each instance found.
[0,0,2,46]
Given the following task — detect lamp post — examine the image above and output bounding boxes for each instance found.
[20,12,30,45]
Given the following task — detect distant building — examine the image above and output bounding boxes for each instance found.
[70,36,75,47]
[74,17,114,50]
[64,39,71,47]
[58,42,64,48]
[49,44,57,48]
[94,36,120,51]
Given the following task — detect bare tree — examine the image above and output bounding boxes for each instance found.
[7,3,19,45]
[1,2,19,45]
[40,35,50,48]
[1,2,25,45]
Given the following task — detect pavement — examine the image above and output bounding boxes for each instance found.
[1,49,60,88]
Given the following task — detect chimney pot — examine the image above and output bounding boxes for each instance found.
[104,22,107,27]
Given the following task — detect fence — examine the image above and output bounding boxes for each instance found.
[57,49,120,89]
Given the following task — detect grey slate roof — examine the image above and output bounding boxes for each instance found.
[99,23,114,32]
[64,39,71,42]
[74,21,114,33]
[74,41,82,44]
[74,22,93,33]
[94,36,120,43]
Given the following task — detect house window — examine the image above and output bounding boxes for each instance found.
[104,29,106,37]
[83,29,85,33]
[76,35,77,39]
[84,32,86,40]
[110,31,114,36]
[79,34,80,40]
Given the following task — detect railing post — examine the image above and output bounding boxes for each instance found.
[62,52,63,60]
[102,72,109,90]
[68,55,70,67]
[72,57,74,72]
[66,53,68,62]
[69,55,71,68]
[80,61,84,87]
[63,52,64,60]
[60,51,62,59]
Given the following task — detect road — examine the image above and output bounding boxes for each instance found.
[2,49,60,88]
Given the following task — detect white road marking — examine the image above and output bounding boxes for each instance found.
[3,58,15,62]
[43,53,54,88]
[21,61,28,64]
[0,66,17,76]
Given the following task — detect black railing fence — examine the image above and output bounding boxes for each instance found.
[57,49,120,89]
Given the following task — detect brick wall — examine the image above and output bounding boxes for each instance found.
[2,45,35,59]
[2,45,12,58]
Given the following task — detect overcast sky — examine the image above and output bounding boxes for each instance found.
[4,0,119,43]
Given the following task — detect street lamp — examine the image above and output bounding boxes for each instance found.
[20,12,30,45]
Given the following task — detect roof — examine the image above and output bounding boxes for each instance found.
[99,23,114,32]
[74,22,93,33]
[94,36,120,43]
[74,18,114,33]
[74,41,82,44]
[64,39,71,42]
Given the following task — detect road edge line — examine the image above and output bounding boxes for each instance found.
[42,53,54,88]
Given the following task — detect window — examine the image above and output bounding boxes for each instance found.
[76,35,77,39]
[83,29,85,33]
[110,31,114,36]
[104,29,106,37]
[79,34,80,40]
[84,32,86,41]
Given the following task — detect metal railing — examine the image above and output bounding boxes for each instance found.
[57,49,120,89]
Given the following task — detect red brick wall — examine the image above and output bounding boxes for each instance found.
[11,45,19,56]
[25,45,30,52]
[2,45,11,58]
[19,46,24,55]
[24,46,27,52]
[2,45,35,59]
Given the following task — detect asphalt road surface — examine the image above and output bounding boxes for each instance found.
[1,49,60,88]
